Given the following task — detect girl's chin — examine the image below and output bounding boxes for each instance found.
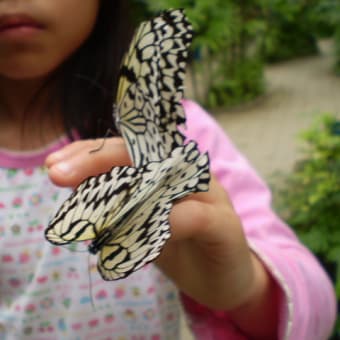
[0,63,57,81]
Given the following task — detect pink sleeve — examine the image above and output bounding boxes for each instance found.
[180,99,336,339]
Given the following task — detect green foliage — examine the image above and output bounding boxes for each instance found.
[261,0,319,62]
[206,58,265,108]
[277,114,340,334]
[314,0,340,74]
[312,0,338,37]
[279,115,340,267]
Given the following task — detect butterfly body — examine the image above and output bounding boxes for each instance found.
[45,10,211,281]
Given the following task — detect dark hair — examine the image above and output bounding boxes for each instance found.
[58,1,134,139]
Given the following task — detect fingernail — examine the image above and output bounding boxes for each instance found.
[53,161,74,176]
[48,151,64,162]
[45,152,64,168]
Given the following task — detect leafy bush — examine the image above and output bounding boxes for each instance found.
[277,115,340,336]
[206,58,264,108]
[262,0,319,62]
[314,0,340,74]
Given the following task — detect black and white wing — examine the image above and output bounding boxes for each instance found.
[116,9,193,167]
[97,142,210,280]
[45,166,142,245]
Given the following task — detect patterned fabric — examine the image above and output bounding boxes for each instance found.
[0,100,336,339]
[0,145,180,340]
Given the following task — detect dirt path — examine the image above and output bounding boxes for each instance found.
[213,40,340,181]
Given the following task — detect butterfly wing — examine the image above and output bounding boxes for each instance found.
[157,142,210,200]
[115,82,166,166]
[98,199,172,280]
[97,142,210,281]
[116,9,193,167]
[45,166,142,245]
[154,10,193,144]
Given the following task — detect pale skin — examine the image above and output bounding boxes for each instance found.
[0,0,279,338]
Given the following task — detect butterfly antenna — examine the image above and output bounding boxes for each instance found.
[63,242,88,253]
[113,104,122,134]
[89,128,115,154]
[88,254,97,311]
[74,74,109,97]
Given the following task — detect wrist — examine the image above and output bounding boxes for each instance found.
[227,252,280,339]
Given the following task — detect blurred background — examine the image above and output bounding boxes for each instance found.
[131,1,340,338]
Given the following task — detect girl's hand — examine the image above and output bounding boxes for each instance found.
[46,138,279,339]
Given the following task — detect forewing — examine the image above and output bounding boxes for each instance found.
[45,166,142,245]
[116,9,193,167]
[117,82,165,166]
[155,10,193,145]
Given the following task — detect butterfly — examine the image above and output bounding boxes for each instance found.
[45,9,210,281]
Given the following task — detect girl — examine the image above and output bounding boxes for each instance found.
[0,0,336,339]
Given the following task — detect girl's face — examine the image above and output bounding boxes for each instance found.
[0,0,100,80]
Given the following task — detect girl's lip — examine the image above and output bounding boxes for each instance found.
[0,14,44,32]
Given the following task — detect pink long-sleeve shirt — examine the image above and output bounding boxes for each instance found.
[0,100,335,339]
[181,99,336,339]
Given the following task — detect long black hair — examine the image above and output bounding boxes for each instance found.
[57,1,134,139]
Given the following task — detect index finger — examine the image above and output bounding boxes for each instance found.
[46,137,131,187]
